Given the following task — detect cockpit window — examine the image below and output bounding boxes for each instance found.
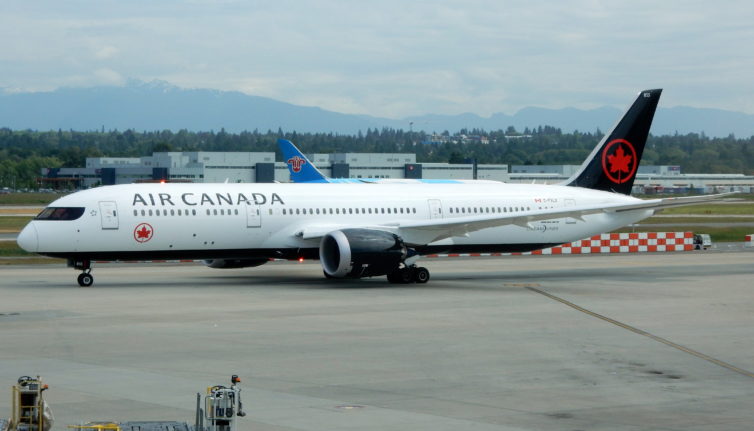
[35,207,86,221]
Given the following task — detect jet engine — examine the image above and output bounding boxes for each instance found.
[203,258,269,269]
[319,229,407,278]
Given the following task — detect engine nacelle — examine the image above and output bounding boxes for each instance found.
[320,229,407,278]
[203,258,269,269]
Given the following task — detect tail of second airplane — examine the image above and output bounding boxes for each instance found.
[564,89,662,195]
[278,139,330,183]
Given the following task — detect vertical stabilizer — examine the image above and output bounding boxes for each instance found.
[565,89,662,195]
[278,139,329,183]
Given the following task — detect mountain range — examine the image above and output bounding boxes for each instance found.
[1,80,752,138]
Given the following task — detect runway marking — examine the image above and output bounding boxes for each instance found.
[525,286,754,380]
[504,283,541,288]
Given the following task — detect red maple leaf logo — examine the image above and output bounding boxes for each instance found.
[133,223,154,243]
[607,145,632,174]
[136,226,151,238]
[287,156,306,173]
[601,139,637,184]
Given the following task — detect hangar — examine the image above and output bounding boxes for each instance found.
[38,151,753,193]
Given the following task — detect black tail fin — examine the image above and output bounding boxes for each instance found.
[565,89,662,195]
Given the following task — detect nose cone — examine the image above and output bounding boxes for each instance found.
[17,222,38,252]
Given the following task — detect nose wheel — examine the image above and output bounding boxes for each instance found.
[69,259,94,287]
[77,271,94,287]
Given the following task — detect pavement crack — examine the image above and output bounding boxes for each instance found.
[525,286,754,379]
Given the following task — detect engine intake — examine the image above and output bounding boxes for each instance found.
[320,229,406,278]
[204,258,269,269]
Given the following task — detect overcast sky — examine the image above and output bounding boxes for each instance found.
[1,1,753,118]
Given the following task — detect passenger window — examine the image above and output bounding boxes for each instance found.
[170,209,175,216]
[141,210,146,216]
[133,210,137,216]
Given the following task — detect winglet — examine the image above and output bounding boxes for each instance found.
[278,139,330,183]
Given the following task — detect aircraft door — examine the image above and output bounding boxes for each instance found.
[246,203,262,228]
[428,199,443,219]
[99,201,119,229]
[564,198,576,224]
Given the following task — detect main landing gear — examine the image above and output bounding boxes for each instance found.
[69,259,94,287]
[387,265,430,284]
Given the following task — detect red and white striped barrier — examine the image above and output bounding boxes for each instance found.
[746,234,754,248]
[426,232,694,258]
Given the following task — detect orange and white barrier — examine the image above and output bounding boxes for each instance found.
[427,232,694,258]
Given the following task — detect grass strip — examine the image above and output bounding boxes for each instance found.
[0,241,34,256]
[643,216,754,224]
[0,217,34,232]
[0,193,62,205]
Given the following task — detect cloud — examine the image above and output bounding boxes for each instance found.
[95,45,118,59]
[1,0,754,115]
[93,68,125,86]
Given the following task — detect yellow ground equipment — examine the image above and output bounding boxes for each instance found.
[3,375,246,431]
[199,375,245,431]
[7,376,53,431]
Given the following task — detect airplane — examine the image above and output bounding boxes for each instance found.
[279,139,497,184]
[16,89,731,287]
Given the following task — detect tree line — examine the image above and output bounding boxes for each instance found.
[1,127,753,189]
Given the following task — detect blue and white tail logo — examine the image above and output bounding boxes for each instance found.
[278,139,329,183]
[287,155,307,173]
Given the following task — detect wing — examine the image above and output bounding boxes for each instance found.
[295,192,735,245]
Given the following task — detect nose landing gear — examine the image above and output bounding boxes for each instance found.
[76,271,94,287]
[69,259,94,287]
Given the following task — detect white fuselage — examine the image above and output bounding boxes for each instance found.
[18,182,652,260]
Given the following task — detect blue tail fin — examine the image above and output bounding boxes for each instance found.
[278,139,330,183]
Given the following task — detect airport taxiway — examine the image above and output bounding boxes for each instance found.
[1,252,753,430]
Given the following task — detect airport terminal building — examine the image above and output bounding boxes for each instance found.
[40,151,754,193]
